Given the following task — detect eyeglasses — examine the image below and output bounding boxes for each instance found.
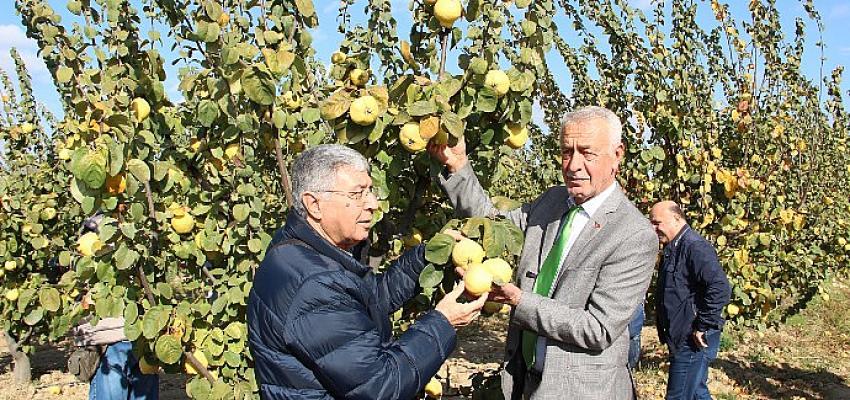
[316,187,379,202]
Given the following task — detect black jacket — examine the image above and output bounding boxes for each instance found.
[247,212,456,399]
[655,225,731,352]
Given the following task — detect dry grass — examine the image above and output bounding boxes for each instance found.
[2,279,849,399]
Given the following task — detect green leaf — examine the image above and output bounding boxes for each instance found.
[436,78,463,99]
[233,204,250,222]
[441,111,465,138]
[320,90,352,120]
[24,307,44,326]
[469,57,488,75]
[142,306,170,339]
[186,377,212,399]
[476,89,498,113]
[294,0,315,16]
[484,223,507,258]
[502,221,524,256]
[248,238,263,253]
[367,117,386,143]
[126,159,151,182]
[197,100,219,127]
[425,233,454,265]
[124,301,139,324]
[224,322,243,339]
[156,282,173,299]
[302,107,321,124]
[57,66,73,83]
[31,236,48,250]
[154,335,183,364]
[39,287,61,312]
[462,217,490,238]
[409,100,437,117]
[242,67,276,105]
[418,264,444,288]
[114,243,139,270]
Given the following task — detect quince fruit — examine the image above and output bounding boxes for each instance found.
[171,211,195,234]
[399,122,427,153]
[283,91,301,109]
[452,238,485,270]
[485,70,511,97]
[504,123,528,149]
[482,301,510,315]
[350,95,381,126]
[77,232,103,257]
[482,258,512,284]
[331,51,347,64]
[424,377,442,398]
[402,228,424,248]
[350,68,370,87]
[464,263,493,296]
[5,288,20,302]
[131,97,151,122]
[727,303,740,316]
[434,0,462,28]
[20,122,35,134]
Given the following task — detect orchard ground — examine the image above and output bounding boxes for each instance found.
[2,278,849,399]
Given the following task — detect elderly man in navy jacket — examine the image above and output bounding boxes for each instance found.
[247,144,487,399]
[650,201,731,400]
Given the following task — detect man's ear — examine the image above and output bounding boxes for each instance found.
[302,192,322,221]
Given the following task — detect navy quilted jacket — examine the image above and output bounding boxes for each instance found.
[247,212,456,399]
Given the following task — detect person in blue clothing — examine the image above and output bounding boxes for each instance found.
[628,302,644,370]
[247,144,487,399]
[650,201,732,400]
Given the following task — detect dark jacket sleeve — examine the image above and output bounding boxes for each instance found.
[283,272,456,400]
[375,244,427,313]
[688,241,732,332]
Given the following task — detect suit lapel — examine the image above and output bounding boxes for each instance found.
[553,188,625,289]
[521,190,572,291]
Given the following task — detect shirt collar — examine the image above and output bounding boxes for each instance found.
[671,225,690,248]
[571,181,617,218]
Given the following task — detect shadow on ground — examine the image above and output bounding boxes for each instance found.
[714,357,850,400]
[1,344,190,399]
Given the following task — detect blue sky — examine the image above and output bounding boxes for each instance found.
[1,0,848,121]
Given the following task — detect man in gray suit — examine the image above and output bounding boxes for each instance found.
[429,106,658,399]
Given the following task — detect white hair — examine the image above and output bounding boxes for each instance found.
[560,106,623,149]
[291,144,369,215]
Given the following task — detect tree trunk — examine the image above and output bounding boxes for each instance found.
[3,330,31,384]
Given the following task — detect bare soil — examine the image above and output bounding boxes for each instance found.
[2,280,849,399]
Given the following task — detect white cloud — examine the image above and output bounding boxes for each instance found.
[840,46,850,54]
[0,24,50,84]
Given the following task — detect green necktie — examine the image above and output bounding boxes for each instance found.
[522,205,582,369]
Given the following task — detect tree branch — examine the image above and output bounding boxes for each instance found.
[273,136,294,208]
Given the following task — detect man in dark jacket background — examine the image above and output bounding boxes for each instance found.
[247,144,487,399]
[650,201,732,400]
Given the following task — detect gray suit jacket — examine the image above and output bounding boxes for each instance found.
[440,164,658,400]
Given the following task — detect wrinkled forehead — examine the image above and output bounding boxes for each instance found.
[331,165,372,189]
[561,119,612,144]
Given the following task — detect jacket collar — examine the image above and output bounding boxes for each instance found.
[276,211,371,277]
[668,224,690,251]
